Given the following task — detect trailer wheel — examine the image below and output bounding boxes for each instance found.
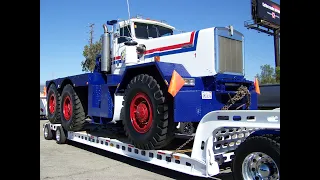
[60,84,86,131]
[44,124,53,140]
[177,122,195,135]
[232,135,280,180]
[47,84,61,124]
[121,74,174,150]
[55,126,67,144]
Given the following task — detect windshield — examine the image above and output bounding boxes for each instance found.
[134,22,173,39]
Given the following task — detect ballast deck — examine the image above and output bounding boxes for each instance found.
[43,109,280,178]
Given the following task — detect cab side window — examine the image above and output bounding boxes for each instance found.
[118,26,131,44]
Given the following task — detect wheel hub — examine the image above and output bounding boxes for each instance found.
[44,127,48,137]
[136,103,149,122]
[242,152,279,180]
[49,94,56,114]
[129,92,153,134]
[258,164,271,178]
[183,123,194,134]
[63,96,72,120]
[56,129,60,142]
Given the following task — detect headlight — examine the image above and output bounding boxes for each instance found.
[183,78,195,86]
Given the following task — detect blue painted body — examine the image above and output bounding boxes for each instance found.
[116,61,191,93]
[45,73,91,88]
[45,71,121,120]
[174,74,257,122]
[45,62,257,124]
[87,73,121,119]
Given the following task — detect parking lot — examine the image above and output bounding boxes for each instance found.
[40,120,233,180]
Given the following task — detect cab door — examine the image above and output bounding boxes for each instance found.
[112,24,132,74]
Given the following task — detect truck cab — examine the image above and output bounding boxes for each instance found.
[111,18,175,74]
[108,17,245,80]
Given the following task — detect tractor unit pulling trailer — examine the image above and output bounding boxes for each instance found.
[43,17,280,179]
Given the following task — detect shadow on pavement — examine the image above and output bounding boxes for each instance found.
[68,141,234,180]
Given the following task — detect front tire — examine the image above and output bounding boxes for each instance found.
[60,84,86,131]
[232,135,280,180]
[121,74,174,150]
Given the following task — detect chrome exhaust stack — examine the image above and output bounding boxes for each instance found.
[101,24,111,73]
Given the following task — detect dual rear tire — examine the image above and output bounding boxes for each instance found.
[47,84,86,132]
[47,73,175,150]
[43,124,67,144]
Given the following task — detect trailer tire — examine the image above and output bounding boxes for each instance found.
[56,126,67,144]
[232,135,280,180]
[44,124,53,140]
[60,84,86,131]
[121,74,174,150]
[47,84,61,124]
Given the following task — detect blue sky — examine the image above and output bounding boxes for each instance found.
[40,0,280,84]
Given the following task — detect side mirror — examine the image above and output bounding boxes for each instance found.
[107,20,118,26]
[124,40,138,46]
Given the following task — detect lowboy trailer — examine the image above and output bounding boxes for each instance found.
[43,109,280,179]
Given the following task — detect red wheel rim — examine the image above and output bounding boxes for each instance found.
[63,96,72,121]
[49,94,56,114]
[130,92,153,134]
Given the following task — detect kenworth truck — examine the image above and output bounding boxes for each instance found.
[43,17,280,179]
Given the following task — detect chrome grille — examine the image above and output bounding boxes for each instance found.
[218,36,243,74]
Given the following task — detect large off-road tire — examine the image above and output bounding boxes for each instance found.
[121,74,175,150]
[232,135,280,180]
[47,84,61,124]
[60,84,86,131]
